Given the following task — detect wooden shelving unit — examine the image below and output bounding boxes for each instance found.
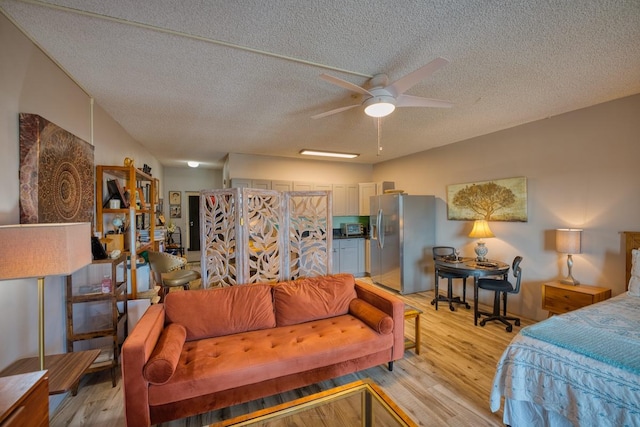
[96,165,159,298]
[65,253,128,388]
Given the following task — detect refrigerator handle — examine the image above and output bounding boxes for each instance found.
[377,209,384,249]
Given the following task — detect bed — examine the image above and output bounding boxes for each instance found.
[490,232,640,426]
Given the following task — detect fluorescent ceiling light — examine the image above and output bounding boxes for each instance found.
[300,149,359,159]
[187,161,199,168]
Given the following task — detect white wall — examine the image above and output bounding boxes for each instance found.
[227,152,373,184]
[373,94,640,320]
[0,13,160,386]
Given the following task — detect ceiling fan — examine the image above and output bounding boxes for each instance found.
[312,57,453,119]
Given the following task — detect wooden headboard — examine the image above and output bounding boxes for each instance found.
[624,231,640,287]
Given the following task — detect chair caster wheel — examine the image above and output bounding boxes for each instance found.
[465,304,470,309]
[480,320,486,327]
[449,305,455,312]
[506,325,513,332]
[430,300,436,306]
[515,320,521,326]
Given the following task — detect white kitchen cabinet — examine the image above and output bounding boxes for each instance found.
[332,238,365,277]
[251,179,271,190]
[271,180,293,191]
[333,184,358,216]
[293,181,314,191]
[358,181,395,215]
[230,179,291,191]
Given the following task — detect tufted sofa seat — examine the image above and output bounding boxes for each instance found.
[121,273,404,427]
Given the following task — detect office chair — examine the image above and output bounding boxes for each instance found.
[431,246,470,311]
[148,251,200,302]
[476,256,523,332]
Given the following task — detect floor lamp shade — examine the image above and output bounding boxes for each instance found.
[556,228,582,285]
[0,222,92,279]
[0,222,92,370]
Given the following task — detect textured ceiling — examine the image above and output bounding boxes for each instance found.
[2,0,639,168]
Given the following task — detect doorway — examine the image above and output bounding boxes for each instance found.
[186,193,200,252]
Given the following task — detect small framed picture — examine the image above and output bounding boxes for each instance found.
[170,205,181,218]
[169,191,181,205]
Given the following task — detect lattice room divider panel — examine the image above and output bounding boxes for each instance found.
[200,188,332,287]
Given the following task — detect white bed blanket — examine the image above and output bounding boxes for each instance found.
[490,293,640,426]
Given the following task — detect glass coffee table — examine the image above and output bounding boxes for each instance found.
[212,379,417,426]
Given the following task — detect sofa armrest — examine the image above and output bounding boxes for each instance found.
[354,280,405,360]
[121,303,166,427]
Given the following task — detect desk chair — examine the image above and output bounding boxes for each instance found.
[148,251,200,302]
[431,246,470,311]
[476,256,523,332]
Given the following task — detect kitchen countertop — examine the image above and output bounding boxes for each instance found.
[332,230,368,240]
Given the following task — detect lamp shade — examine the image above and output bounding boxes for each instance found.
[556,228,582,254]
[0,222,92,280]
[468,220,495,239]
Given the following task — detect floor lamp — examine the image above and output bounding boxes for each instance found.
[0,222,92,370]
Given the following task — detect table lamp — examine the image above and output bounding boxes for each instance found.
[469,219,495,261]
[556,228,582,285]
[0,222,91,370]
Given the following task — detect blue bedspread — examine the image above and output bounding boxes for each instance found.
[521,298,640,375]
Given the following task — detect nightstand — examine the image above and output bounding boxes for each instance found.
[542,281,611,316]
[0,370,48,427]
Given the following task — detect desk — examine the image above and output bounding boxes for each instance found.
[435,258,510,325]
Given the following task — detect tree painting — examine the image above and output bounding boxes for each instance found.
[447,177,527,222]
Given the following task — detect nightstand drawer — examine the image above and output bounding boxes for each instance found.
[542,282,611,316]
[543,286,594,312]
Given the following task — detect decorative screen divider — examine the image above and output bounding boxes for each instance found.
[200,188,331,288]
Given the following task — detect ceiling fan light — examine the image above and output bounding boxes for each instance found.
[363,96,396,118]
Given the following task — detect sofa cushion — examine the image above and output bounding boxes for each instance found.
[349,298,394,335]
[164,284,276,340]
[147,314,393,406]
[143,323,187,384]
[273,274,357,326]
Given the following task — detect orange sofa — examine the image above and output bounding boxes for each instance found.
[121,274,405,427]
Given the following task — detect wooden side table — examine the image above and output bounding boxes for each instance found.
[542,281,611,316]
[404,305,422,354]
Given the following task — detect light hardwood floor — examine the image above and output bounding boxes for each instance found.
[50,285,536,426]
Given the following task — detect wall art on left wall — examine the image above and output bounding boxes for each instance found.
[19,113,94,224]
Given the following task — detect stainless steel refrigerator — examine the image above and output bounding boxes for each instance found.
[369,194,435,294]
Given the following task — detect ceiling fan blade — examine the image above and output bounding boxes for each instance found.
[386,57,449,97]
[396,94,453,108]
[311,104,361,119]
[319,73,372,96]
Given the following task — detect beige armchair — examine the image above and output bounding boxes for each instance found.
[147,251,200,302]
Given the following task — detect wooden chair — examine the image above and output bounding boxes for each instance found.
[476,256,523,332]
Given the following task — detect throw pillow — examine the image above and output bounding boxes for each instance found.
[143,323,186,385]
[349,298,394,335]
